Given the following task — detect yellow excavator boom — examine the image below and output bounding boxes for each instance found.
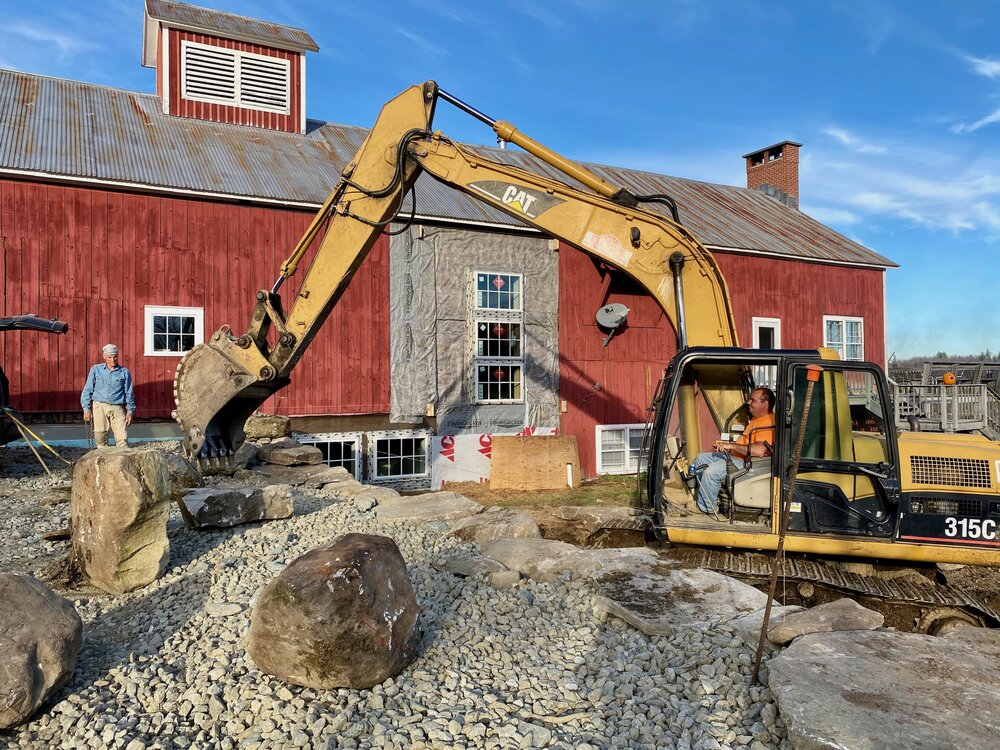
[172,81,739,466]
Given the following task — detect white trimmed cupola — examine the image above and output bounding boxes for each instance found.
[141,0,318,133]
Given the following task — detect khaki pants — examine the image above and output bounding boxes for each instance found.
[93,401,128,447]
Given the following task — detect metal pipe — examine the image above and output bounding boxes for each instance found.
[437,88,496,127]
[669,252,688,349]
[439,88,630,202]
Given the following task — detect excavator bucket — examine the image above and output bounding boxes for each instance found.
[172,335,288,470]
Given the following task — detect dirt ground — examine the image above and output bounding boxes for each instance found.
[443,474,642,545]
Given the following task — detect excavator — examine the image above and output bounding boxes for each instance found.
[172,82,1000,632]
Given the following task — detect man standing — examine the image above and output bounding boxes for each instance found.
[81,344,136,447]
[690,387,776,516]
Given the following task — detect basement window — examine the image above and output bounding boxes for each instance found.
[368,430,430,481]
[295,432,362,478]
[144,306,204,356]
[823,315,864,361]
[596,424,647,474]
[473,272,524,403]
[180,40,290,115]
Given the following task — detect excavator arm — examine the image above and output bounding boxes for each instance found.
[173,81,740,466]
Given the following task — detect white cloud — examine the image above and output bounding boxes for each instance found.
[803,142,1000,239]
[965,54,1000,79]
[822,126,886,154]
[802,205,861,226]
[951,107,1000,134]
[9,22,99,56]
[392,28,448,57]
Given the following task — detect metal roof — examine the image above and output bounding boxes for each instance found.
[0,69,894,268]
[142,0,318,67]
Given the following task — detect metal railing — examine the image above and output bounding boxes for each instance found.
[987,387,1000,440]
[892,381,995,435]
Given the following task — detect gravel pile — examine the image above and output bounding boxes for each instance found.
[1,445,789,749]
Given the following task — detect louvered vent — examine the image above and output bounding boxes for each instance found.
[241,56,288,111]
[181,41,290,115]
[910,455,992,488]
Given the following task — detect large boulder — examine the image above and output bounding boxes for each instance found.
[257,443,323,467]
[247,533,421,689]
[767,597,884,645]
[178,484,294,529]
[71,447,171,594]
[244,414,292,440]
[160,451,203,503]
[0,574,83,728]
[448,506,541,544]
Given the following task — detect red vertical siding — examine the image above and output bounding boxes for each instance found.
[558,248,675,476]
[165,30,302,133]
[558,244,887,477]
[0,177,389,418]
[714,252,886,365]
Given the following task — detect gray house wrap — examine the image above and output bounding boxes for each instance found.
[389,225,560,434]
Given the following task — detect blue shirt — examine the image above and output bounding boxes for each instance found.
[81,364,136,413]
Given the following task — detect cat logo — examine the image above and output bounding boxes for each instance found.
[469,181,565,219]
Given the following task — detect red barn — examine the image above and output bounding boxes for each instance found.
[0,1,894,486]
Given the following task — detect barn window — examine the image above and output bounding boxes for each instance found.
[823,315,864,361]
[295,432,362,478]
[144,306,204,357]
[473,272,524,403]
[180,40,290,115]
[596,424,647,474]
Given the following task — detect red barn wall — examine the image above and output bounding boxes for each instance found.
[0,177,389,418]
[166,29,303,133]
[558,244,886,477]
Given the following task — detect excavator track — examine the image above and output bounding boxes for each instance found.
[662,546,1000,631]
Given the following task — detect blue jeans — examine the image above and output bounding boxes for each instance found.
[690,451,729,514]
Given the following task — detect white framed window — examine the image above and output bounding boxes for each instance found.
[180,40,291,115]
[823,315,864,361]
[144,306,204,356]
[596,424,647,474]
[368,430,431,482]
[473,272,524,403]
[295,432,362,479]
[752,317,781,388]
[752,317,781,349]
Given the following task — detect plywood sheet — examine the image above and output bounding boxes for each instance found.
[490,435,580,490]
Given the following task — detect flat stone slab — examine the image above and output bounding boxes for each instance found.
[434,552,507,578]
[258,444,323,467]
[593,566,772,635]
[179,485,293,529]
[448,507,541,544]
[768,629,1000,750]
[375,492,483,524]
[767,597,884,645]
[729,605,807,652]
[481,538,657,584]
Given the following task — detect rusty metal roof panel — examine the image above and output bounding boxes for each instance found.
[145,0,318,51]
[0,69,893,268]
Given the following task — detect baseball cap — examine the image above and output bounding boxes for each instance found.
[102,344,119,357]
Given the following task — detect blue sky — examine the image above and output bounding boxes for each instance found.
[2,0,998,359]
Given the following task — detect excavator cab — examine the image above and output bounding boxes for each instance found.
[644,348,1000,566]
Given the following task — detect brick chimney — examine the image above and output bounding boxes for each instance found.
[743,141,802,209]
